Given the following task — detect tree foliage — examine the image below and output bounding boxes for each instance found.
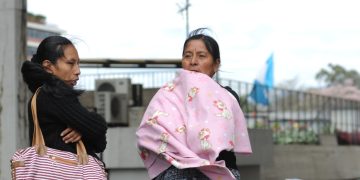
[315,63,360,88]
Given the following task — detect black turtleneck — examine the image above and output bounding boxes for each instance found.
[22,61,107,159]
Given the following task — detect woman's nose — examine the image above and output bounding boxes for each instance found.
[190,56,198,65]
[74,65,81,75]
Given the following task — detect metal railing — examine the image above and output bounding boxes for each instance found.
[76,69,178,90]
[221,78,360,145]
[78,70,360,145]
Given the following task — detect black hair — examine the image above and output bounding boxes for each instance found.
[22,36,82,96]
[31,36,74,65]
[182,28,220,63]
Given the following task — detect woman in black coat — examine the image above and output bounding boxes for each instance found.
[21,36,107,160]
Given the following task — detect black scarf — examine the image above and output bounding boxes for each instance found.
[21,61,83,97]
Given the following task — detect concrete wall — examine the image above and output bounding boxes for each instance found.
[262,136,360,180]
[102,127,148,180]
[0,0,27,179]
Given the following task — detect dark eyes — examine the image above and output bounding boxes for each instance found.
[66,60,80,66]
[183,54,206,58]
[66,61,76,66]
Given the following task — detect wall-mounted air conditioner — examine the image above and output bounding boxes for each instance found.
[95,78,133,106]
[95,92,129,126]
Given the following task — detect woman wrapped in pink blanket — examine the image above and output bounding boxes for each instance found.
[136,28,252,180]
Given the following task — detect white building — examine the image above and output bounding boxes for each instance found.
[26,13,64,59]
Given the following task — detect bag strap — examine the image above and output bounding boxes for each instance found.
[31,88,89,165]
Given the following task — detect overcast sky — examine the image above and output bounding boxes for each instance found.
[27,0,360,88]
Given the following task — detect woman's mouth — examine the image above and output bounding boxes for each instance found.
[69,79,78,86]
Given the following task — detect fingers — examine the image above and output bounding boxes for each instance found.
[61,128,82,143]
[60,128,72,137]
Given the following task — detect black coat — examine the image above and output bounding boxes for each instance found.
[21,61,107,159]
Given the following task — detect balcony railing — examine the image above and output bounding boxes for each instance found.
[78,69,360,145]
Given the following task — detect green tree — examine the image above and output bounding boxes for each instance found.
[315,63,360,88]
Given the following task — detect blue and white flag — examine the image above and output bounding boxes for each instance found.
[249,53,274,105]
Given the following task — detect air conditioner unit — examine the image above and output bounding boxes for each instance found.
[95,92,129,126]
[95,78,133,106]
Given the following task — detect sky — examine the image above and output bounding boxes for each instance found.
[27,0,360,88]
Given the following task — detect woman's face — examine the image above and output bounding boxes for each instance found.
[44,45,80,87]
[182,39,220,77]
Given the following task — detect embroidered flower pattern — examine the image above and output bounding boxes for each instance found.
[159,132,169,153]
[164,155,183,168]
[139,148,149,160]
[163,82,175,92]
[146,110,169,125]
[187,87,199,102]
[176,125,186,133]
[199,128,212,150]
[213,100,232,120]
[229,140,234,147]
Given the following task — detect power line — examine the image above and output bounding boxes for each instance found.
[177,0,191,37]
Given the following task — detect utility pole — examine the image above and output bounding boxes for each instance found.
[0,0,27,179]
[178,0,190,37]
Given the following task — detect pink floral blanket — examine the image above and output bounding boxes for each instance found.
[136,69,252,180]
